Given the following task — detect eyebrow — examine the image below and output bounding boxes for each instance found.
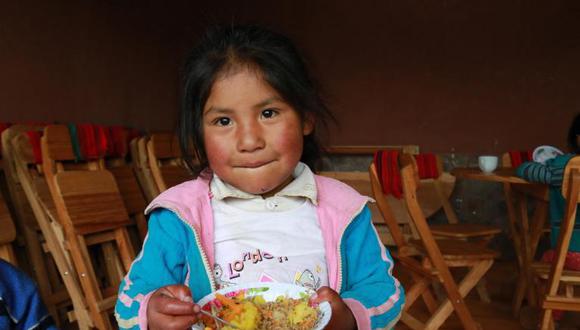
[204,96,284,115]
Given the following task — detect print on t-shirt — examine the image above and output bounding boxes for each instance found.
[213,247,324,290]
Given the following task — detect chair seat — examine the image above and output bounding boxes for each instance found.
[430,223,502,238]
[410,238,500,261]
[532,262,580,284]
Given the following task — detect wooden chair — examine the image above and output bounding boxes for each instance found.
[41,124,136,330]
[146,132,194,192]
[370,154,499,329]
[8,128,94,329]
[376,152,501,243]
[532,155,580,330]
[130,135,159,202]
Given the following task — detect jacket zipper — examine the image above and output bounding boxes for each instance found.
[149,203,217,292]
[336,202,367,294]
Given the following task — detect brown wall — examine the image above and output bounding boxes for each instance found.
[2,1,579,154]
[0,1,182,131]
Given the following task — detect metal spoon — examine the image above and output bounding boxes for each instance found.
[199,309,240,329]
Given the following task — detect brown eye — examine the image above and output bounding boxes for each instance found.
[261,109,278,119]
[215,117,231,126]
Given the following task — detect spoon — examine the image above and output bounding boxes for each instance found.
[199,309,240,329]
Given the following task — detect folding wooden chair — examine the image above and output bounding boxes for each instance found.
[146,132,194,192]
[41,124,136,330]
[532,155,580,330]
[370,153,499,329]
[8,128,93,329]
[129,135,159,202]
[375,151,501,243]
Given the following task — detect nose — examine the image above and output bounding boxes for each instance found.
[236,120,265,152]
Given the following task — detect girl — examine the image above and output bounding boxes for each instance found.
[115,25,404,330]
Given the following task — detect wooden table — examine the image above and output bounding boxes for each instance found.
[451,167,549,316]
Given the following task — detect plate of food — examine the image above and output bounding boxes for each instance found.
[532,145,564,165]
[192,282,331,330]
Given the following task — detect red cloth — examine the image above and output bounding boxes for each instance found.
[373,151,440,199]
[373,150,403,199]
[541,250,580,271]
[508,150,533,168]
[109,126,128,157]
[25,131,43,164]
[414,153,439,179]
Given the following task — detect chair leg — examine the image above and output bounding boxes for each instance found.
[424,259,493,330]
[476,278,491,303]
[540,308,553,330]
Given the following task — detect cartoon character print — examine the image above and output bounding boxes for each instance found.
[213,264,234,289]
[295,269,321,290]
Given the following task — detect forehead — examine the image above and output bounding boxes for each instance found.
[204,68,282,112]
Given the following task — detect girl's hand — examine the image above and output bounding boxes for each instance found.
[311,286,356,330]
[147,284,202,330]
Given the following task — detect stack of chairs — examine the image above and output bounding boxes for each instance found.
[0,123,200,329]
[6,125,94,328]
[39,124,137,329]
[1,124,75,326]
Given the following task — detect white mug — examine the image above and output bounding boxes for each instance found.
[478,155,498,174]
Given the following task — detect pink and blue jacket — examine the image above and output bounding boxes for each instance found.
[115,171,404,329]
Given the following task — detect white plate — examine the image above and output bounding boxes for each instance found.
[192,282,331,330]
[532,145,564,165]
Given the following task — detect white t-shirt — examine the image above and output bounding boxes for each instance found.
[210,163,328,290]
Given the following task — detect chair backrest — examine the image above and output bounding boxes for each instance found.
[146,132,194,192]
[42,124,136,329]
[399,153,453,265]
[369,163,408,250]
[130,135,159,201]
[372,151,459,240]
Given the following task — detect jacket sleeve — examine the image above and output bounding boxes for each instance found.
[516,158,566,186]
[339,205,405,330]
[114,209,190,329]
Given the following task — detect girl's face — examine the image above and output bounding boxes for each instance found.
[202,69,313,196]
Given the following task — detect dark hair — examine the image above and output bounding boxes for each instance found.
[567,113,580,154]
[179,24,333,174]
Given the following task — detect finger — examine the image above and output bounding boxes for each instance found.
[154,296,196,316]
[159,285,194,303]
[311,286,335,304]
[150,312,199,330]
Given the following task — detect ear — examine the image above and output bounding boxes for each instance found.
[302,114,315,136]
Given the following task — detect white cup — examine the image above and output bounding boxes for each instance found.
[478,155,498,174]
